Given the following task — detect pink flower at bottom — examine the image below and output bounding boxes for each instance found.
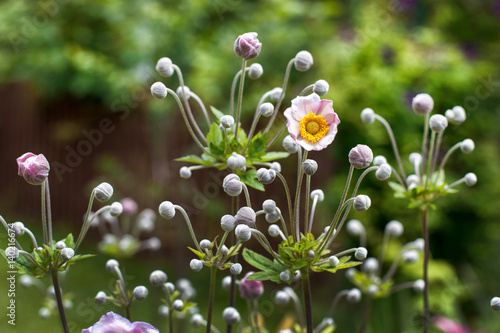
[284,93,340,151]
[434,316,471,333]
[82,312,159,333]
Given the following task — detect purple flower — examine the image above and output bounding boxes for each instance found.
[234,32,262,60]
[16,152,50,185]
[239,272,264,300]
[120,197,138,215]
[82,312,159,333]
[434,316,471,333]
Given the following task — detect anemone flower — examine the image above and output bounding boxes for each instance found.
[82,312,159,333]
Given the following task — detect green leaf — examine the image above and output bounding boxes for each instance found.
[64,233,75,249]
[176,154,205,164]
[187,247,206,260]
[210,106,226,121]
[247,132,268,159]
[259,151,290,162]
[242,248,274,271]
[246,270,280,282]
[206,123,225,156]
[240,169,265,191]
[388,181,406,194]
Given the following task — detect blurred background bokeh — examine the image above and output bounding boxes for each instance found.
[1,0,499,332]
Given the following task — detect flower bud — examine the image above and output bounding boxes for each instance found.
[259,102,274,117]
[227,153,246,170]
[413,238,425,251]
[376,164,392,180]
[191,314,204,327]
[110,202,123,217]
[345,268,356,280]
[268,87,282,103]
[270,162,281,173]
[363,258,379,274]
[367,285,379,296]
[150,270,168,287]
[223,307,241,325]
[353,195,371,212]
[94,182,114,202]
[491,297,500,311]
[302,159,318,175]
[151,82,168,99]
[349,145,373,169]
[221,214,236,231]
[265,210,280,223]
[200,239,212,250]
[406,174,419,186]
[221,245,229,256]
[220,115,235,129]
[235,224,252,242]
[55,241,66,250]
[133,286,148,300]
[373,155,387,166]
[12,222,25,237]
[176,85,191,100]
[274,290,290,305]
[234,32,261,60]
[6,246,19,261]
[283,135,299,153]
[61,248,74,261]
[262,199,276,214]
[190,259,203,272]
[16,153,50,186]
[248,63,264,79]
[159,201,176,219]
[346,288,362,303]
[39,307,50,318]
[312,79,329,96]
[346,219,365,236]
[222,276,232,290]
[268,224,281,237]
[413,279,425,293]
[403,250,419,264]
[360,108,376,124]
[156,57,174,77]
[409,152,422,165]
[234,207,256,226]
[165,282,175,293]
[95,291,107,304]
[230,263,242,275]
[294,50,313,71]
[180,166,192,179]
[223,174,243,197]
[447,106,466,125]
[429,114,448,132]
[355,247,368,260]
[158,305,169,317]
[256,168,276,184]
[385,220,404,237]
[280,270,290,282]
[460,139,475,154]
[19,275,32,287]
[105,259,119,273]
[173,299,184,311]
[239,272,264,299]
[329,256,340,267]
[464,172,477,186]
[412,93,434,115]
[145,237,161,251]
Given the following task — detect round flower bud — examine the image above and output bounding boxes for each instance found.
[222,307,241,325]
[402,250,419,264]
[150,270,168,287]
[156,57,174,77]
[235,224,252,242]
[349,145,373,169]
[159,201,176,219]
[268,224,281,237]
[353,195,371,212]
[234,32,261,60]
[409,153,422,165]
[412,93,434,115]
[283,135,299,153]
[450,106,466,125]
[61,248,75,261]
[95,291,107,304]
[413,238,425,251]
[191,314,204,327]
[491,297,500,311]
[274,290,290,305]
[367,285,379,296]
[221,245,229,256]
[460,139,475,154]
[16,153,50,186]
[248,63,264,79]
[360,108,375,124]
[173,299,184,311]
[180,166,192,179]
[234,207,256,226]
[407,174,420,186]
[105,259,119,273]
[222,276,232,290]
[94,182,113,202]
[346,288,362,303]
[373,155,387,167]
[200,239,212,250]
[309,190,324,204]
[413,279,425,293]
[270,162,281,173]
[270,87,283,102]
[176,85,191,100]
[110,202,123,217]
[227,153,246,171]
[221,214,236,232]
[329,256,340,267]
[165,282,175,293]
[385,220,404,237]
[429,114,448,132]
[363,258,379,273]
[259,102,274,117]
[279,270,290,282]
[11,222,25,237]
[5,246,19,261]
[302,159,318,175]
[307,250,315,258]
[265,211,280,223]
[158,305,169,317]
[230,263,242,275]
[313,80,329,96]
[223,174,243,197]
[345,268,356,280]
[375,164,392,180]
[145,237,161,251]
[220,115,235,129]
[294,50,314,71]
[346,219,365,236]
[464,172,477,186]
[239,272,264,299]
[355,247,368,260]
[256,168,276,184]
[19,275,32,287]
[55,241,66,250]
[151,82,168,99]
[190,259,203,272]
[39,307,50,318]
[133,286,148,300]
[262,199,277,214]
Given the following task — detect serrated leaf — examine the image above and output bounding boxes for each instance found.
[210,106,225,121]
[207,123,225,156]
[246,270,279,282]
[240,169,265,191]
[259,151,290,162]
[176,154,205,164]
[243,248,274,271]
[187,247,206,260]
[247,132,268,159]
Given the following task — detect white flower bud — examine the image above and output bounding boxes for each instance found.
[460,139,475,154]
[235,224,252,242]
[385,220,404,237]
[158,305,169,317]
[223,174,243,197]
[221,245,229,256]
[151,82,168,99]
[373,155,387,166]
[450,106,466,124]
[412,93,434,115]
[355,247,368,260]
[283,135,299,153]
[11,222,25,237]
[222,307,240,325]
[248,63,264,79]
[302,159,318,175]
[165,282,175,293]
[291,270,301,282]
[346,219,365,236]
[95,291,107,304]
[61,248,75,261]
[491,297,500,311]
[180,166,192,179]
[268,225,281,237]
[329,256,340,267]
[265,211,280,223]
[159,201,176,219]
[156,57,174,77]
[55,241,66,250]
[353,195,371,212]
[145,237,161,251]
[413,238,425,251]
[200,239,212,250]
[274,290,291,305]
[310,189,324,202]
[227,153,246,170]
[407,174,420,185]
[190,259,203,272]
[409,153,422,165]
[376,164,392,180]
[234,207,256,226]
[270,87,283,102]
[464,172,477,186]
[6,246,19,261]
[429,114,448,132]
[413,279,425,293]
[221,276,233,291]
[367,285,379,296]
[191,314,204,327]
[403,250,419,264]
[345,268,356,280]
[221,214,236,231]
[19,275,32,287]
[294,50,314,71]
[256,168,276,184]
[307,250,315,258]
[220,115,235,129]
[173,299,184,311]
[360,108,375,124]
[259,102,274,117]
[133,286,148,300]
[262,199,276,214]
[313,80,329,96]
[94,182,114,202]
[150,270,168,287]
[279,270,290,282]
[349,145,373,169]
[105,259,119,273]
[230,263,242,275]
[110,202,123,217]
[363,258,379,273]
[270,162,281,173]
[39,307,50,318]
[176,86,191,100]
[346,288,362,303]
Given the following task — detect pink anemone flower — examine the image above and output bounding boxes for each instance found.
[82,312,159,333]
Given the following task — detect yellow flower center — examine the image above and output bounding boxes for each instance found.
[299,112,329,143]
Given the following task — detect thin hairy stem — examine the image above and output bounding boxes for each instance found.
[41,181,48,245]
[74,191,96,252]
[284,287,306,329]
[293,150,307,240]
[264,58,294,133]
[421,113,431,176]
[301,268,314,333]
[375,114,407,185]
[189,91,211,127]
[422,206,430,333]
[327,290,349,317]
[174,205,202,252]
[230,69,244,117]
[235,59,247,143]
[206,266,218,333]
[304,175,311,235]
[276,173,294,242]
[51,272,70,333]
[439,142,461,171]
[45,179,53,248]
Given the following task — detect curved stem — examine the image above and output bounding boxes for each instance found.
[439,142,461,171]
[230,69,243,117]
[284,287,306,329]
[276,173,294,242]
[299,84,314,96]
[235,59,247,143]
[206,266,218,333]
[327,290,348,317]
[420,113,430,176]
[307,196,318,234]
[75,205,111,252]
[189,91,211,127]
[375,114,407,185]
[51,272,70,333]
[74,190,96,252]
[267,122,288,148]
[304,175,311,235]
[294,150,308,240]
[22,227,39,249]
[242,112,262,154]
[242,184,252,207]
[174,205,202,252]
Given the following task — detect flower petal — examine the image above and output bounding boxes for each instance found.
[315,99,336,124]
[284,107,300,140]
[290,93,321,121]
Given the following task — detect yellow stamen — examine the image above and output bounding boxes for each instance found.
[299,112,329,143]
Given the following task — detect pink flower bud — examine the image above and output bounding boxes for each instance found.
[120,198,138,215]
[348,145,373,169]
[16,153,50,185]
[239,272,264,300]
[234,32,262,60]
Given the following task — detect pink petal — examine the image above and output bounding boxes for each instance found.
[290,94,321,121]
[284,107,300,140]
[16,152,36,176]
[315,99,336,124]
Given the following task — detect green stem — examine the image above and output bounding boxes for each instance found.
[293,151,308,240]
[276,172,295,242]
[359,298,372,333]
[235,59,247,143]
[206,266,218,333]
[51,272,70,333]
[45,179,53,248]
[74,191,96,252]
[41,181,48,245]
[421,113,431,176]
[301,268,314,333]
[264,58,294,133]
[375,114,407,185]
[422,206,430,333]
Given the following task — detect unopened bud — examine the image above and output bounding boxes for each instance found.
[105,259,119,273]
[385,220,404,237]
[151,82,168,99]
[150,270,168,287]
[227,153,246,170]
[373,155,387,166]
[173,299,184,311]
[464,172,477,186]
[133,286,148,300]
[223,174,243,197]
[447,106,466,125]
[413,279,425,293]
[355,247,368,260]
[262,199,276,214]
[274,290,290,305]
[234,32,261,60]
[413,238,425,251]
[94,182,113,202]
[230,263,242,275]
[460,139,475,154]
[176,86,191,100]
[270,162,281,173]
[221,215,236,231]
[349,145,373,169]
[259,102,274,117]
[283,135,299,153]
[353,195,371,212]
[222,307,241,325]
[55,241,66,250]
[280,270,290,282]
[407,174,420,185]
[313,80,329,96]
[220,115,235,129]
[412,93,434,115]
[234,207,256,226]
[95,291,107,304]
[376,164,392,180]
[346,219,365,236]
[159,201,176,219]
[222,276,232,290]
[367,285,379,296]
[61,248,75,261]
[12,222,25,237]
[190,259,203,272]
[156,57,174,77]
[180,166,192,179]
[265,210,280,223]
[491,297,500,311]
[294,51,313,71]
[402,250,419,264]
[302,159,318,175]
[235,224,252,242]
[200,239,212,250]
[191,314,204,327]
[256,168,276,184]
[346,288,362,303]
[360,108,375,124]
[429,114,448,132]
[329,256,340,267]
[363,258,379,273]
[268,224,281,237]
[248,63,264,79]
[110,202,123,217]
